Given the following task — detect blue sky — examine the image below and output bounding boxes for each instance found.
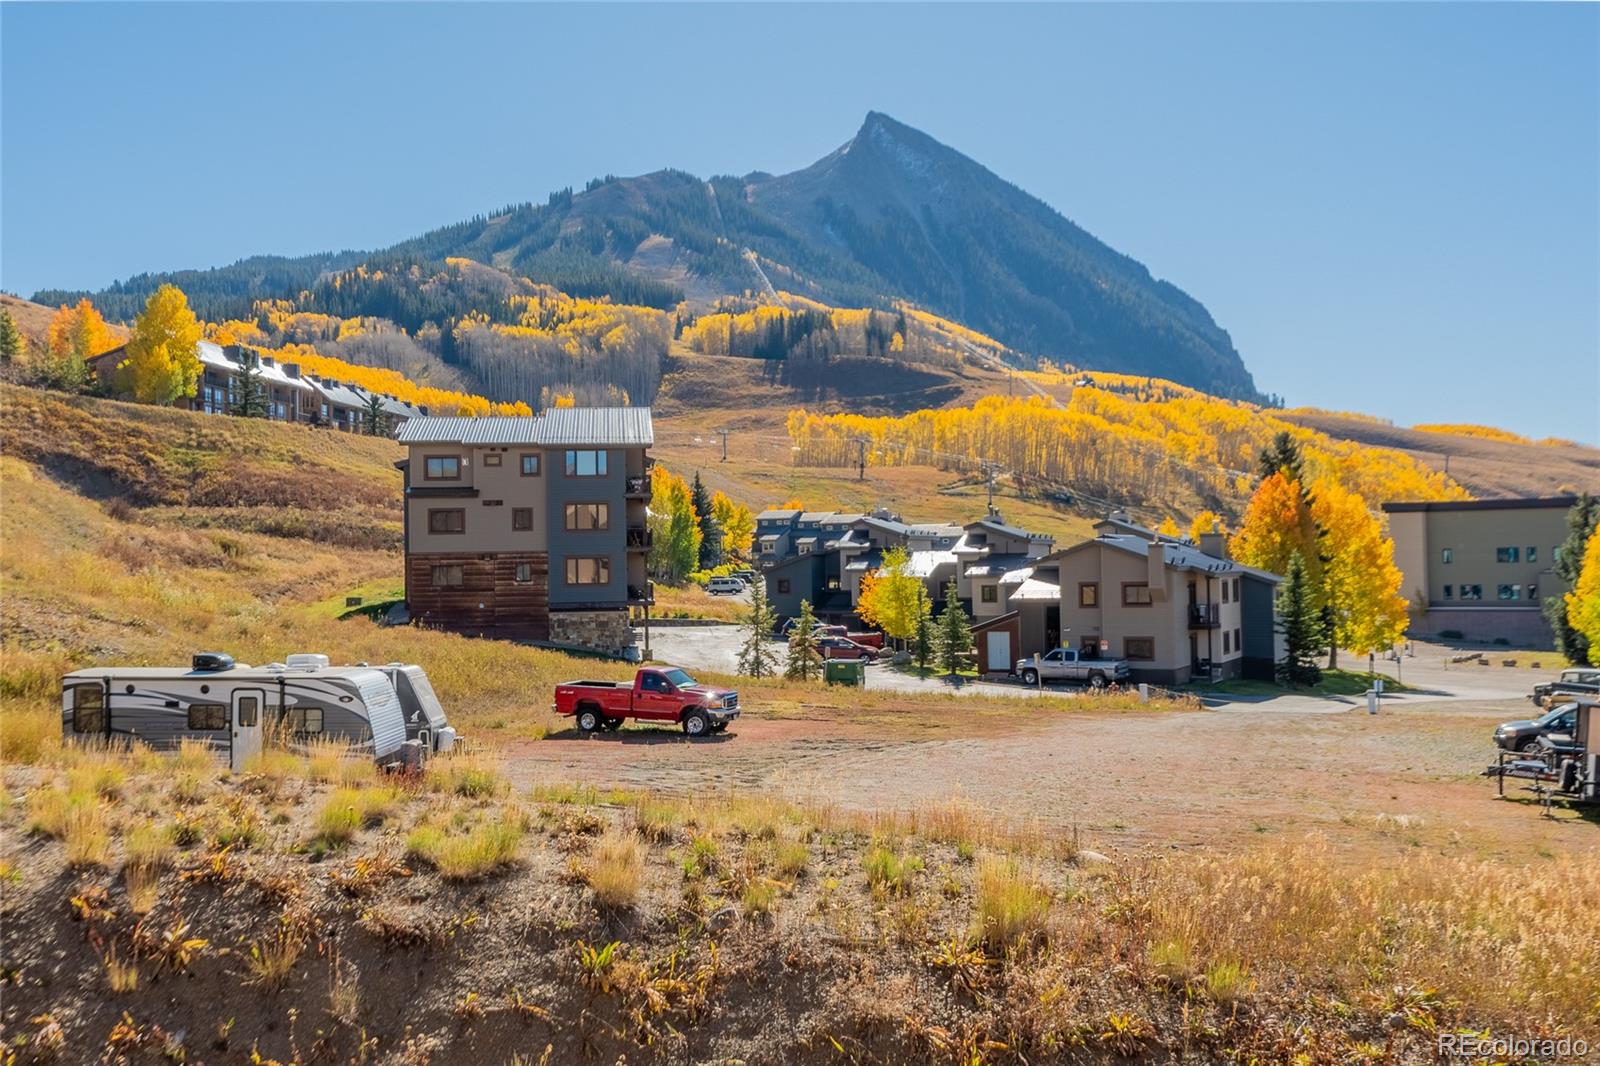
[3,3,1596,442]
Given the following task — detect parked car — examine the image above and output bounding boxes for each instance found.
[811,624,885,649]
[1496,701,1580,752]
[1015,648,1130,688]
[817,636,878,662]
[730,568,757,584]
[706,576,748,596]
[1530,668,1600,707]
[553,667,740,736]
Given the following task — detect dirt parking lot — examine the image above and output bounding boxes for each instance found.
[510,691,1596,864]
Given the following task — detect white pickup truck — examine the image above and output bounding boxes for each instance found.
[1016,648,1131,688]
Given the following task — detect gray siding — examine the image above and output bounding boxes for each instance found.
[1240,575,1279,681]
[546,447,629,606]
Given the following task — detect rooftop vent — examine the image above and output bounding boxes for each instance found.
[192,652,235,673]
[285,653,330,670]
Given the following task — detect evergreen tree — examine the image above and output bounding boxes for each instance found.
[1546,493,1599,665]
[232,353,268,418]
[912,585,934,672]
[362,393,388,436]
[1257,430,1306,487]
[1276,553,1326,687]
[738,580,780,678]
[691,472,722,570]
[785,599,821,681]
[0,309,21,362]
[934,577,973,676]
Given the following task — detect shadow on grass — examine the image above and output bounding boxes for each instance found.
[542,725,737,745]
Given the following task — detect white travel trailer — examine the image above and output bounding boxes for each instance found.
[61,653,410,771]
[378,663,459,753]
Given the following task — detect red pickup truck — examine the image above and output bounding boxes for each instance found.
[553,666,740,737]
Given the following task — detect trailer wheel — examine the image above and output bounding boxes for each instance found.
[1021,668,1039,687]
[1088,672,1108,689]
[682,710,710,737]
[577,707,602,733]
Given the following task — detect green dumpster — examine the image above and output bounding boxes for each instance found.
[825,659,865,686]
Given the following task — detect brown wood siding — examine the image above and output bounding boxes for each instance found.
[407,552,549,638]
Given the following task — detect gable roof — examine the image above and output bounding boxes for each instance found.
[1046,533,1281,581]
[964,553,1035,578]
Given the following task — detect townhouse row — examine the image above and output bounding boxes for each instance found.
[89,340,426,432]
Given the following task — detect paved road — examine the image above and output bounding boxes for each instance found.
[641,625,1560,711]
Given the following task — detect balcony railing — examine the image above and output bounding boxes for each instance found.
[628,584,655,606]
[1188,603,1220,629]
[626,527,652,550]
[625,475,651,498]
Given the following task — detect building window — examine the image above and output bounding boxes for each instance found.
[777,579,791,594]
[187,703,227,731]
[1441,548,1453,564]
[565,557,611,585]
[520,454,541,477]
[482,499,503,507]
[1497,584,1521,600]
[564,503,610,531]
[1496,546,1519,563]
[424,456,461,480]
[1124,637,1156,661]
[564,449,608,477]
[1079,583,1099,607]
[514,563,534,583]
[428,509,465,534]
[1460,584,1483,600]
[1233,627,1241,652]
[980,584,998,604]
[513,508,533,531]
[1223,631,1231,654]
[483,453,502,467]
[71,684,105,733]
[1122,582,1153,606]
[1443,585,1453,599]
[1526,546,1537,564]
[1527,583,1539,600]
[1232,578,1240,600]
[1221,580,1230,604]
[431,564,464,588]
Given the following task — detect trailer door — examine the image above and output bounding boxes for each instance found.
[231,689,265,772]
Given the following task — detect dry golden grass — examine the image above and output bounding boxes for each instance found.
[306,737,377,786]
[973,857,1051,951]
[584,827,645,909]
[311,786,399,850]
[406,806,526,881]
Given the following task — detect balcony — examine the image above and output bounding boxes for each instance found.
[626,527,652,551]
[627,583,655,606]
[625,475,651,499]
[1188,603,1220,629]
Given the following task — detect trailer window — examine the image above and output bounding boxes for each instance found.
[187,703,227,730]
[71,684,105,733]
[281,707,324,733]
[237,696,259,727]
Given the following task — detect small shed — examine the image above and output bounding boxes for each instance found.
[972,611,1021,676]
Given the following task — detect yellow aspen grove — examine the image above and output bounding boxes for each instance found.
[117,285,202,404]
[1310,477,1409,657]
[1157,517,1182,537]
[1189,510,1224,540]
[46,299,117,361]
[1565,529,1600,653]
[1230,473,1326,598]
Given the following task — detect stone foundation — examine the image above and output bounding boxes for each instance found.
[549,609,637,656]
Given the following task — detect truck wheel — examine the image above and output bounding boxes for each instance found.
[1021,668,1039,686]
[1088,672,1107,689]
[682,710,710,737]
[577,707,602,733]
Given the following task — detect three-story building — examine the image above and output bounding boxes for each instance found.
[396,409,653,654]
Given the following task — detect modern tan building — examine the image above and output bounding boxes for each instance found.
[396,409,653,654]
[1383,496,1577,647]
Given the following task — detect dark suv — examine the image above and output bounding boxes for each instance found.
[1495,702,1580,752]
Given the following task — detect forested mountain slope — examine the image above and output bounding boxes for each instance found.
[36,114,1257,398]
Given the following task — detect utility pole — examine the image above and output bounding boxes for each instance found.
[981,460,1000,513]
[854,438,867,481]
[718,429,729,462]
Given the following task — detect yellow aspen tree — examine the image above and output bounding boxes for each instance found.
[47,299,116,361]
[711,491,755,560]
[1310,477,1409,658]
[1189,510,1223,540]
[118,285,202,404]
[1565,529,1600,653]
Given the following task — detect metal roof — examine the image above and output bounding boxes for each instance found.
[1008,575,1061,602]
[907,550,958,578]
[757,509,802,521]
[536,407,654,447]
[964,553,1034,578]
